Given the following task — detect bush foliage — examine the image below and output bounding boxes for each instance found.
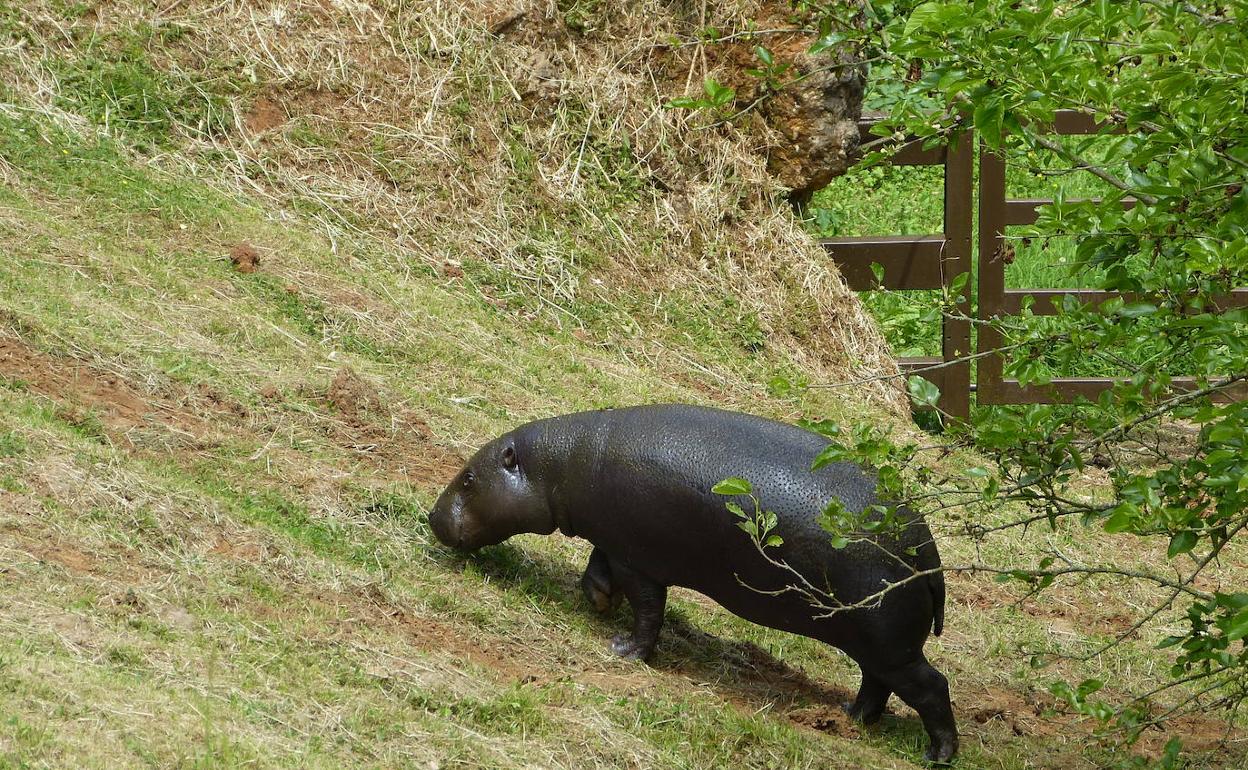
[800,0,1248,753]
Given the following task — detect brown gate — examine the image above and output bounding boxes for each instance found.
[826,111,1248,420]
[977,113,1248,408]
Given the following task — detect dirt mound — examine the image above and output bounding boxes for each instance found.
[326,366,385,420]
[969,686,1064,738]
[786,704,861,738]
[229,243,261,273]
[244,97,285,134]
[319,366,458,482]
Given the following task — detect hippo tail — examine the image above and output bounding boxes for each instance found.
[928,569,946,637]
[914,532,945,637]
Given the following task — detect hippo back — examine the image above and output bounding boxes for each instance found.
[514,404,942,654]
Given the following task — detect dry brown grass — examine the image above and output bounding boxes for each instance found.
[4,0,905,414]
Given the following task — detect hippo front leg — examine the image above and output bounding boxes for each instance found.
[580,546,622,614]
[845,671,892,725]
[603,555,667,661]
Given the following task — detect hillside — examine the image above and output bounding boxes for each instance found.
[2,2,1246,769]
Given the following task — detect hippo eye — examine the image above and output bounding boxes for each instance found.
[461,470,474,489]
[502,445,517,470]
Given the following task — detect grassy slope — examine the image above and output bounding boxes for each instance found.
[0,111,903,769]
[1,3,1246,770]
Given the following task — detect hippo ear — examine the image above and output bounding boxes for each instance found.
[502,444,517,469]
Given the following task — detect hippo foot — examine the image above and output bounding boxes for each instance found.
[924,734,958,766]
[841,700,884,726]
[609,633,653,661]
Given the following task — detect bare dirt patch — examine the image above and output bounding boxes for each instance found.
[952,574,1142,639]
[327,366,385,419]
[969,686,1065,738]
[1,335,162,434]
[33,543,96,574]
[0,334,240,449]
[244,96,286,134]
[209,535,266,563]
[319,366,461,483]
[786,703,862,738]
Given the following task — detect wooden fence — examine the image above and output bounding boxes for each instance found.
[823,112,1248,420]
[821,119,973,418]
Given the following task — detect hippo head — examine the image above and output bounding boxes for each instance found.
[429,431,554,551]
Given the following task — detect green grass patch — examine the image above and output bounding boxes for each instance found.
[0,111,241,226]
[49,23,237,147]
[0,431,25,457]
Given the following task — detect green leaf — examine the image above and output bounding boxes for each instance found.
[811,443,849,470]
[903,2,944,37]
[764,534,784,548]
[1076,678,1104,698]
[725,501,747,519]
[1103,503,1137,533]
[703,78,735,107]
[713,477,753,495]
[974,99,1004,147]
[1167,530,1198,559]
[1223,608,1248,642]
[907,375,941,409]
[1209,424,1242,444]
[808,32,846,56]
[1117,302,1158,318]
[664,97,701,110]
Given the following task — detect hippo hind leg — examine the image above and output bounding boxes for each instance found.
[873,658,958,764]
[844,670,892,725]
[580,546,623,614]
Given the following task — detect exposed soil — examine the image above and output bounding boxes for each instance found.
[0,335,193,438]
[320,366,460,482]
[969,686,1066,738]
[208,534,266,563]
[244,96,286,134]
[786,703,861,738]
[1,333,460,496]
[32,543,96,574]
[327,366,385,420]
[952,574,1143,640]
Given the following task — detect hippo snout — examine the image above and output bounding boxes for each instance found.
[429,499,465,550]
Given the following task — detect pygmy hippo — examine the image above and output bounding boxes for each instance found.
[429,404,957,762]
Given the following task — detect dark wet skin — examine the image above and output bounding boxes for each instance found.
[429,404,958,763]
